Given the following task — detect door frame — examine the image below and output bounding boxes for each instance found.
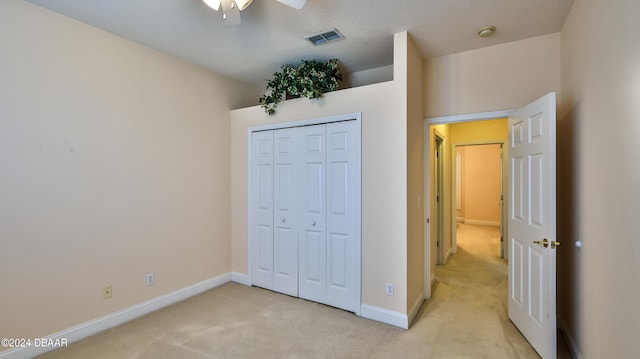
[434,132,445,264]
[423,110,512,299]
[247,112,362,316]
[452,142,506,258]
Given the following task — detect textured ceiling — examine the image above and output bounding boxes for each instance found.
[25,0,574,88]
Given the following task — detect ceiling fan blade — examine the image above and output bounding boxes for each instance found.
[274,0,306,10]
[202,0,221,11]
[221,0,241,25]
[235,0,254,11]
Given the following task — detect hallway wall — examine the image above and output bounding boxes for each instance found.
[424,33,561,118]
[559,0,640,356]
[457,144,501,226]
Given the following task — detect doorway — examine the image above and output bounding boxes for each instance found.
[423,93,558,358]
[425,115,509,285]
[453,143,505,258]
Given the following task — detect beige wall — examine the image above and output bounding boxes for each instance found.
[0,0,255,343]
[406,34,425,312]
[231,34,413,315]
[457,144,501,225]
[424,33,561,118]
[559,0,640,357]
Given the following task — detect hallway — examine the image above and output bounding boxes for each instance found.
[412,224,540,357]
[414,223,570,358]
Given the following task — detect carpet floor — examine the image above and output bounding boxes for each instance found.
[40,224,570,358]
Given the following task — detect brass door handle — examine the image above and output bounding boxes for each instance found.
[533,238,560,249]
[533,239,549,248]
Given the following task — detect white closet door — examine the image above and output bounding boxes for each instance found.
[325,121,360,312]
[297,121,360,312]
[273,128,298,296]
[251,131,275,289]
[250,119,360,314]
[298,124,328,303]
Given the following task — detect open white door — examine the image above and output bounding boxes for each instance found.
[508,93,557,359]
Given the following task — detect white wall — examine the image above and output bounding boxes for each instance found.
[559,0,640,357]
[424,33,561,118]
[0,0,254,345]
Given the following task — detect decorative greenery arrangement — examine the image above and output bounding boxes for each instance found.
[259,59,342,115]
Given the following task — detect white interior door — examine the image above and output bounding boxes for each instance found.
[251,131,275,289]
[324,121,360,312]
[298,124,327,303]
[508,93,557,359]
[273,128,298,296]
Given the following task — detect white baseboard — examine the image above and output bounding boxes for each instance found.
[558,317,583,359]
[360,304,408,329]
[407,294,425,327]
[443,248,451,263]
[0,273,231,359]
[464,219,500,227]
[456,217,465,223]
[2,272,422,358]
[231,272,251,286]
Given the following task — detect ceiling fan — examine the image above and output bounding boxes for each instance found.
[202,0,306,25]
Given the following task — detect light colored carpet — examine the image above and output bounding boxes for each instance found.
[40,224,570,358]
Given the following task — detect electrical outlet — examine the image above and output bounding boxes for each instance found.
[385,283,394,296]
[146,273,154,286]
[102,285,112,299]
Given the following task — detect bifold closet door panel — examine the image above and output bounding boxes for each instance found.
[325,120,360,312]
[298,125,328,303]
[251,131,275,290]
[273,128,298,296]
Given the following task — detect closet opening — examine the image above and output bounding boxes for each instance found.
[248,113,362,315]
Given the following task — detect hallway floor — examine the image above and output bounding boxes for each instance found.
[425,223,540,357]
[39,224,570,358]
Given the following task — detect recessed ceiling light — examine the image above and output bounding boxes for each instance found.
[478,26,496,38]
